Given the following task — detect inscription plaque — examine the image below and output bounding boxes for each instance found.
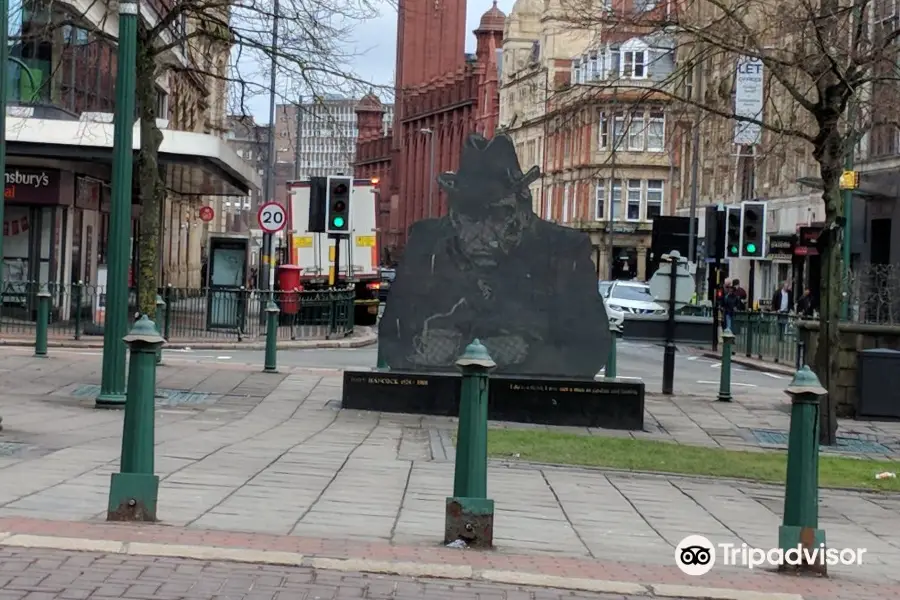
[342,370,644,430]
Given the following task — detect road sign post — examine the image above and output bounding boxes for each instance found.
[257,202,287,297]
[649,251,695,395]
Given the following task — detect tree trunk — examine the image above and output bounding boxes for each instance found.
[135,34,166,318]
[814,159,842,445]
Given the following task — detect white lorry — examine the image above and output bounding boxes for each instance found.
[285,178,381,325]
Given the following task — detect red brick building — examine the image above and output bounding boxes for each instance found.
[354,1,505,264]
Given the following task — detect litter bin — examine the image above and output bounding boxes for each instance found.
[857,349,900,419]
[276,265,303,315]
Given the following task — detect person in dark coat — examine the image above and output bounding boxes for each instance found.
[378,133,610,379]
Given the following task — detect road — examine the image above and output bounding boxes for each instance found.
[39,339,787,395]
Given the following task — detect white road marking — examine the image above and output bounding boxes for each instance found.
[710,362,721,368]
[697,380,756,387]
[764,372,783,379]
[686,356,698,361]
[216,356,232,360]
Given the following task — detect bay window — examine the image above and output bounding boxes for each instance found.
[613,112,626,148]
[598,111,609,149]
[646,180,664,218]
[647,110,665,151]
[596,180,606,220]
[628,112,645,150]
[622,50,646,78]
[610,179,622,219]
[627,180,642,220]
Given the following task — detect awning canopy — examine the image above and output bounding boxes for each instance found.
[4,112,261,197]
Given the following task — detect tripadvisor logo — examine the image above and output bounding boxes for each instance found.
[675,535,866,576]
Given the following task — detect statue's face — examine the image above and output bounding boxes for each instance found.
[450,189,532,267]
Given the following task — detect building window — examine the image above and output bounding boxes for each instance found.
[572,58,582,84]
[613,112,627,149]
[563,183,571,222]
[628,112,645,150]
[622,50,646,78]
[634,0,658,11]
[646,179,664,218]
[627,179,642,220]
[595,180,606,220]
[598,111,609,149]
[588,52,600,80]
[611,179,622,219]
[647,110,665,151]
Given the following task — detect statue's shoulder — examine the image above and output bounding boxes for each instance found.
[408,217,453,243]
[533,219,590,249]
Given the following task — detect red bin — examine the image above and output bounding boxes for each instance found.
[276,265,303,315]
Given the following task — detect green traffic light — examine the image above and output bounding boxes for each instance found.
[333,216,345,228]
[729,245,738,254]
[746,243,756,253]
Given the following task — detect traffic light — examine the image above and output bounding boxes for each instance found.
[725,207,741,258]
[740,201,766,258]
[326,175,352,234]
[705,204,726,260]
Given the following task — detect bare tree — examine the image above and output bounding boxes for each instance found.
[130,0,383,316]
[526,0,900,443]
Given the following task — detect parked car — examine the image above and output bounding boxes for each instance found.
[378,268,396,303]
[600,280,668,317]
[600,291,625,327]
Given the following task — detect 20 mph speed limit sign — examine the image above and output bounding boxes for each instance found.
[257,202,286,233]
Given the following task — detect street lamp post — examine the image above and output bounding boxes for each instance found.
[96,0,139,408]
[420,128,436,218]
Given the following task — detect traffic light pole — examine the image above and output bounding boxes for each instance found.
[712,260,721,352]
[329,234,342,288]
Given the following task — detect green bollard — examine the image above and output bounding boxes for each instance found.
[263,300,280,373]
[107,315,164,522]
[155,294,166,365]
[717,329,735,402]
[605,323,622,378]
[778,366,828,575]
[446,339,496,549]
[34,291,51,358]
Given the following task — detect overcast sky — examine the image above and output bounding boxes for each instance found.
[245,0,515,121]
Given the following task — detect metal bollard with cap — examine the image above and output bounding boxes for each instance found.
[605,323,622,378]
[107,315,164,522]
[34,291,51,358]
[155,294,166,365]
[445,339,496,549]
[717,329,735,402]
[263,300,280,373]
[778,365,828,575]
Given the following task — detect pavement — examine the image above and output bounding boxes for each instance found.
[0,326,378,351]
[0,345,898,599]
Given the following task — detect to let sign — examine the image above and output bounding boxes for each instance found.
[734,56,764,145]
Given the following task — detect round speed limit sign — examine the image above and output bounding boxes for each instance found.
[257,202,286,233]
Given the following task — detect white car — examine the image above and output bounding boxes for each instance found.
[599,283,625,326]
[601,280,668,317]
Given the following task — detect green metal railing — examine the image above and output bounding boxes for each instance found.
[731,311,798,365]
[0,282,356,342]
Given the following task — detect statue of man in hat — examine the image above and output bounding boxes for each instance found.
[379,133,610,378]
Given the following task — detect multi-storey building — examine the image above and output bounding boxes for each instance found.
[353,2,504,263]
[1,0,258,300]
[500,0,680,280]
[274,97,393,179]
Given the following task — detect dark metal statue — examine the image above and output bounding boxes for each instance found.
[379,133,610,378]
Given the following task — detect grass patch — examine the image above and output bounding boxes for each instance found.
[486,429,900,491]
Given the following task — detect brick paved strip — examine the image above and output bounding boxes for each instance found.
[0,546,678,600]
[0,517,891,600]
